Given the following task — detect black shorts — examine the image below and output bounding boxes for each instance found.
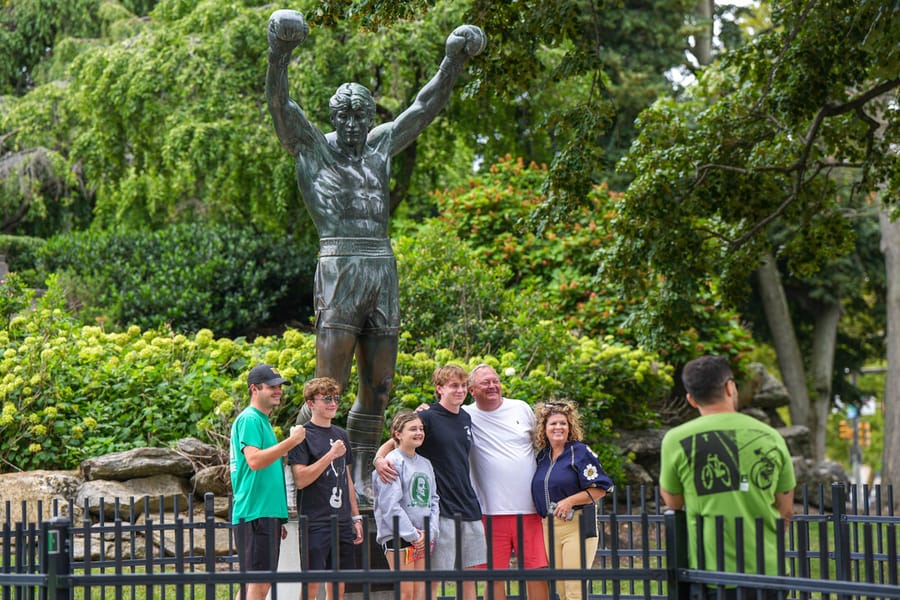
[303,525,357,571]
[235,518,282,571]
[381,537,413,552]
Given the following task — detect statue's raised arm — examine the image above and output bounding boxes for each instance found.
[266,10,319,155]
[388,24,486,156]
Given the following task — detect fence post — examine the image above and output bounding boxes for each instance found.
[41,516,71,600]
[664,510,690,600]
[831,483,850,600]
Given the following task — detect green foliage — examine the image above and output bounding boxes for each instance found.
[0,276,672,477]
[607,0,899,345]
[395,227,522,357]
[0,234,44,276]
[36,223,316,336]
[419,155,755,367]
[0,0,102,94]
[0,272,33,326]
[1,0,710,238]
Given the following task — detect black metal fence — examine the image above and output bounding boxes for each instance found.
[1,484,897,600]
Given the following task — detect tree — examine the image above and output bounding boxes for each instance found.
[880,210,900,495]
[606,0,898,469]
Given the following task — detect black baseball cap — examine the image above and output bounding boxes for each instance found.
[247,364,291,386]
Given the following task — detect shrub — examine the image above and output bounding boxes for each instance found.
[431,155,755,369]
[0,235,45,285]
[36,223,317,336]
[0,277,672,478]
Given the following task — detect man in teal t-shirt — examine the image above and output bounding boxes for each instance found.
[660,356,795,600]
[230,364,307,600]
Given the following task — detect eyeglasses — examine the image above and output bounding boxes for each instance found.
[543,401,573,412]
[319,395,341,405]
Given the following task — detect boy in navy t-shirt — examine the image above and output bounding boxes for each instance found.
[288,377,364,600]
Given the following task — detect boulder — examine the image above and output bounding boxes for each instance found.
[778,425,812,459]
[738,363,790,410]
[192,465,230,497]
[0,470,82,526]
[175,438,228,470]
[139,511,235,557]
[792,458,850,510]
[81,447,194,481]
[75,474,191,521]
[617,428,667,484]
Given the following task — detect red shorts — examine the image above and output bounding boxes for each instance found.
[481,514,548,569]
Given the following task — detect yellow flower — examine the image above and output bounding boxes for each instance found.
[28,443,42,454]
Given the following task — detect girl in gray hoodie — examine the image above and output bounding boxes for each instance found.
[372,411,441,600]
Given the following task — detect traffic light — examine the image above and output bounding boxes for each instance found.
[838,420,853,440]
[859,421,871,447]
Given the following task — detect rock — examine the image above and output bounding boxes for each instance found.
[620,461,655,499]
[81,447,195,481]
[778,425,811,459]
[616,429,667,484]
[791,459,850,510]
[192,465,231,497]
[175,438,228,470]
[738,363,790,410]
[138,510,234,557]
[75,474,191,521]
[0,470,82,526]
[740,407,771,425]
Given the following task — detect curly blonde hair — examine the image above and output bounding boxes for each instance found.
[533,401,584,451]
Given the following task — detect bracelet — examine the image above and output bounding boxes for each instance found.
[585,489,594,503]
[352,515,363,522]
[373,456,384,466]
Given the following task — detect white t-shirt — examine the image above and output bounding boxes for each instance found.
[463,398,538,515]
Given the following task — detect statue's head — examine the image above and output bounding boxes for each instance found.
[329,83,375,148]
[329,83,376,123]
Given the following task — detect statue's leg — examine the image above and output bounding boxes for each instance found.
[295,327,357,424]
[347,332,398,506]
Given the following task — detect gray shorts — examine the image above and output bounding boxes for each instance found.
[431,517,486,570]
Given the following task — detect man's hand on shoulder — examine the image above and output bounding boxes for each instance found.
[374,456,399,484]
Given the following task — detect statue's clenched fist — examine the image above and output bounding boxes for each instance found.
[445,24,487,61]
[268,9,308,49]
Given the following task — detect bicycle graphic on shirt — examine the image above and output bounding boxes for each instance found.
[749,447,780,490]
[700,453,732,490]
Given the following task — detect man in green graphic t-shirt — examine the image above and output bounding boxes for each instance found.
[660,355,795,600]
[230,364,307,600]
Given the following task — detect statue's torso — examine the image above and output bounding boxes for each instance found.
[296,136,392,239]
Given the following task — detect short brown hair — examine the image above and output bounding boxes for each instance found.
[389,410,423,443]
[303,377,341,403]
[432,364,467,400]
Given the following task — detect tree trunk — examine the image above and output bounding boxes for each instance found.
[693,0,714,67]
[810,302,841,462]
[756,251,810,428]
[879,209,900,498]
